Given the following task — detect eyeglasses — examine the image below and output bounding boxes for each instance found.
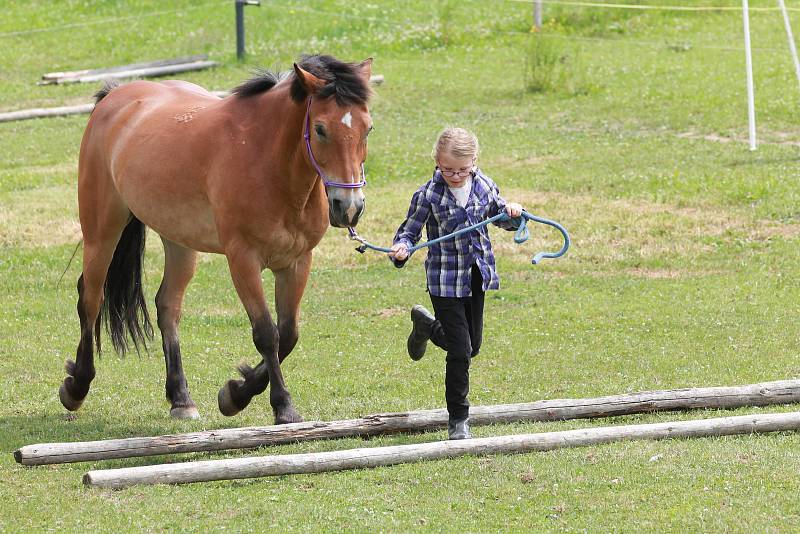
[438,167,473,178]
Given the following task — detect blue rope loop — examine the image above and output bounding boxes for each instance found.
[348,210,570,265]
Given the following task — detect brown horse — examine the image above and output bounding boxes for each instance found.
[60,55,374,423]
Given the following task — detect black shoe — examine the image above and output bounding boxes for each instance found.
[407,304,436,361]
[448,418,472,440]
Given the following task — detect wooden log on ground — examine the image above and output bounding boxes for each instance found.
[15,379,800,466]
[60,60,219,84]
[1,76,384,124]
[39,55,209,84]
[83,411,800,489]
[0,104,96,123]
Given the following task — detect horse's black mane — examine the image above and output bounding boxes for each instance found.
[231,69,283,99]
[231,54,371,106]
[94,80,120,104]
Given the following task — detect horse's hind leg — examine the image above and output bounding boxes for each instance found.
[155,238,200,419]
[218,253,310,418]
[60,197,130,411]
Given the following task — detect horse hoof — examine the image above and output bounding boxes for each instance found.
[218,382,242,417]
[170,405,200,420]
[274,407,304,425]
[59,383,84,412]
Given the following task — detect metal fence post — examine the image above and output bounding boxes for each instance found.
[236,0,261,60]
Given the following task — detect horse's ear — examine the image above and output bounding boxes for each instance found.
[356,57,373,84]
[293,63,325,95]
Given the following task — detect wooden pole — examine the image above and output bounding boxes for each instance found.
[39,55,209,84]
[0,104,95,123]
[16,379,800,466]
[0,77,384,124]
[60,60,218,84]
[83,411,800,489]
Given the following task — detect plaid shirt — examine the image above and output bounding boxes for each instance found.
[392,168,519,297]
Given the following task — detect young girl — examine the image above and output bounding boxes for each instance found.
[388,127,524,440]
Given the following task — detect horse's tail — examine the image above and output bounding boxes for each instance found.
[100,216,153,356]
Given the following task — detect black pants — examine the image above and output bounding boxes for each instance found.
[429,265,485,422]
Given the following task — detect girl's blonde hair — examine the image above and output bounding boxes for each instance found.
[432,127,480,161]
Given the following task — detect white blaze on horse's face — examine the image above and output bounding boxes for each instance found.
[313,103,370,228]
[341,111,353,129]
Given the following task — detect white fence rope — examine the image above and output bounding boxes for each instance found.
[505,0,800,12]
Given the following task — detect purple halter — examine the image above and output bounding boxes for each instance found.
[303,97,366,189]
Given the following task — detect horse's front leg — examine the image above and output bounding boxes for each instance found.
[273,252,312,368]
[217,254,311,417]
[218,248,302,424]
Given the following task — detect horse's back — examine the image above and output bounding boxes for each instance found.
[89,80,220,128]
[81,80,223,184]
[160,79,219,98]
[79,80,226,252]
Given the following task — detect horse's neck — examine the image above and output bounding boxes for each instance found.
[225,86,322,212]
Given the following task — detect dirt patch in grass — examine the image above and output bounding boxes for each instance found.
[0,186,80,248]
[623,267,721,279]
[5,186,798,270]
[555,121,800,148]
[376,306,405,318]
[677,130,800,148]
[506,267,722,281]
[491,189,800,266]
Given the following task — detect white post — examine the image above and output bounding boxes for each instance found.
[534,0,542,30]
[778,0,800,91]
[742,0,757,150]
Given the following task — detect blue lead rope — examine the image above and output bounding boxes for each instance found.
[347,210,570,265]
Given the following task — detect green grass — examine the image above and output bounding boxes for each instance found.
[2,0,800,531]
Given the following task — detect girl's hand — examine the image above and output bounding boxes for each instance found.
[505,202,524,218]
[389,243,409,261]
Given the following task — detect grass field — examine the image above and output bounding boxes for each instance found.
[2,0,800,531]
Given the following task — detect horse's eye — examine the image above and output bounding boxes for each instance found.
[314,124,327,138]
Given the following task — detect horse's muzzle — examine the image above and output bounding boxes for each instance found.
[329,197,365,228]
